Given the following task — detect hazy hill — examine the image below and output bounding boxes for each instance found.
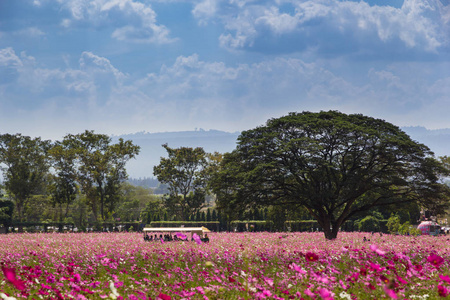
[113,129,240,179]
[117,127,450,179]
[402,126,450,157]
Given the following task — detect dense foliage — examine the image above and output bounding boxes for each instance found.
[0,131,140,226]
[211,111,450,239]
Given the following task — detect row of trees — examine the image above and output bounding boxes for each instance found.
[2,111,450,239]
[0,130,140,227]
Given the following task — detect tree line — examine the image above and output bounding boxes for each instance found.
[0,130,140,230]
[2,111,450,239]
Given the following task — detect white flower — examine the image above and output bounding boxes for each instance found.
[0,293,17,300]
[109,280,120,299]
[339,291,351,300]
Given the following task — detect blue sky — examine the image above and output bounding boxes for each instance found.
[1,0,449,140]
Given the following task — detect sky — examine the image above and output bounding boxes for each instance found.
[1,0,450,141]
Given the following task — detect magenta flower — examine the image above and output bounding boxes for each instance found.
[2,266,26,291]
[439,274,450,284]
[397,276,408,285]
[175,232,187,240]
[158,293,171,300]
[193,233,202,245]
[319,288,333,300]
[438,285,449,297]
[384,287,398,299]
[262,289,272,297]
[305,252,319,262]
[304,288,315,297]
[427,254,444,267]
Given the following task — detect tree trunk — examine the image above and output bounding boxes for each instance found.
[322,219,341,240]
[323,226,338,240]
[16,199,24,222]
[65,201,70,219]
[99,182,105,221]
[59,202,63,222]
[90,195,98,222]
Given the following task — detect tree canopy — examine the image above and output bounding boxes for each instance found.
[153,144,208,221]
[63,130,141,221]
[211,111,450,239]
[0,134,51,221]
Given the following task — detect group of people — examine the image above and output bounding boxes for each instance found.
[143,233,209,243]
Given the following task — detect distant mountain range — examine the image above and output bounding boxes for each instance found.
[117,127,450,179]
[113,129,240,179]
[402,127,450,158]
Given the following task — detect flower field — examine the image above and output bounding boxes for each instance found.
[1,232,450,299]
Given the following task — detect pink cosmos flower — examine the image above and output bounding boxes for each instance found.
[319,288,333,300]
[175,232,187,240]
[397,276,408,285]
[46,274,56,283]
[196,286,205,295]
[262,289,272,297]
[193,233,202,245]
[1,266,26,291]
[291,263,306,274]
[384,287,398,299]
[439,274,450,284]
[370,244,386,256]
[370,262,383,272]
[427,254,444,267]
[304,288,315,297]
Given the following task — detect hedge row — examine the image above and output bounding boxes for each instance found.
[230,221,274,232]
[7,222,143,232]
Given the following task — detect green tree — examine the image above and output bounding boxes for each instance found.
[115,183,158,222]
[153,144,208,221]
[211,111,450,239]
[386,214,401,234]
[63,130,140,221]
[355,215,381,232]
[201,211,206,222]
[0,199,14,233]
[48,141,78,222]
[0,134,51,221]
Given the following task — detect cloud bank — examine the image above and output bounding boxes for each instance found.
[0,0,449,140]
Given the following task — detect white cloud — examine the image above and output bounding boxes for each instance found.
[0,48,23,68]
[58,0,175,44]
[79,51,126,82]
[1,46,450,140]
[192,0,218,25]
[210,0,449,55]
[256,6,299,33]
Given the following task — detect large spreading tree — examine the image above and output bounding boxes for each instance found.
[211,111,450,239]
